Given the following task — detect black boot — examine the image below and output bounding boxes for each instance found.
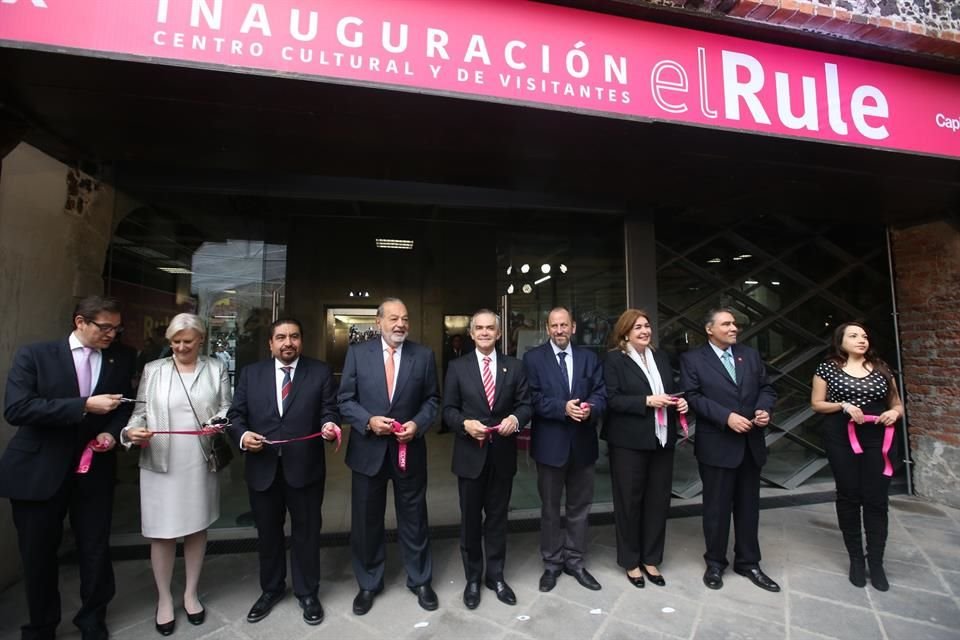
[864,506,889,592]
[836,497,866,588]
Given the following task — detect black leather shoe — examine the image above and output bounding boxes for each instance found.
[539,569,561,592]
[352,588,380,616]
[641,565,666,587]
[247,590,286,623]
[869,563,889,591]
[626,571,645,588]
[703,567,724,590]
[734,567,781,592]
[185,601,205,626]
[155,609,175,636]
[563,566,602,591]
[463,581,481,609]
[409,583,439,611]
[298,595,324,625]
[485,578,517,605]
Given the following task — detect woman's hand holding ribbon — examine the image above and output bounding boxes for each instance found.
[646,394,675,409]
[126,426,154,446]
[845,403,866,424]
[876,409,900,426]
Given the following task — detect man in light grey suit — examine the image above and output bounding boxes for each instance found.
[338,298,440,615]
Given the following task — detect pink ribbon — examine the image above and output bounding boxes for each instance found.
[75,439,112,474]
[478,423,505,447]
[654,396,689,442]
[391,420,408,472]
[847,415,895,477]
[263,425,343,452]
[138,424,228,448]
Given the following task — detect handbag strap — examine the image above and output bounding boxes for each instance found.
[172,357,212,461]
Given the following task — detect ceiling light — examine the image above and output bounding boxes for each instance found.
[559,264,568,273]
[732,256,742,261]
[157,267,193,274]
[738,253,753,259]
[506,266,512,275]
[522,284,533,294]
[541,264,551,274]
[223,289,237,294]
[375,238,415,250]
[520,264,530,274]
[507,284,515,294]
[771,281,781,286]
[349,291,355,297]
[707,258,722,264]
[744,279,759,285]
[534,275,551,285]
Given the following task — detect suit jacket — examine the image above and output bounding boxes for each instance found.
[443,351,532,480]
[339,339,440,477]
[601,348,680,451]
[523,342,607,468]
[0,338,135,500]
[679,343,777,469]
[125,356,232,473]
[226,356,339,492]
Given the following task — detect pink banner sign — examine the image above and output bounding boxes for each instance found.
[1,0,958,158]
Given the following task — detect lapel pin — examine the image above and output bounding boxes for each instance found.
[108,358,114,364]
[502,367,507,373]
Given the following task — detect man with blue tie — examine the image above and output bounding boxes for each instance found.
[679,307,780,593]
[523,307,607,592]
[1,296,135,640]
[339,298,441,615]
[227,318,341,626]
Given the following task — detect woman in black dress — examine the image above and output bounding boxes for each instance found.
[811,321,903,591]
[602,309,688,588]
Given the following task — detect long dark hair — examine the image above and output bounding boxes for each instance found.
[827,321,895,395]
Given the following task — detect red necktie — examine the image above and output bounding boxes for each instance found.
[281,366,292,413]
[482,356,495,410]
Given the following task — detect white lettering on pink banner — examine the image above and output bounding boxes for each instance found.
[0,0,957,158]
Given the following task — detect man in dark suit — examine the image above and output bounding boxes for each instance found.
[679,307,780,593]
[443,309,532,609]
[339,298,441,615]
[522,307,607,593]
[227,318,340,626]
[0,295,135,640]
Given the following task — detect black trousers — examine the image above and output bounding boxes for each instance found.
[609,445,674,570]
[823,404,894,563]
[350,453,432,591]
[457,457,513,582]
[698,445,761,571]
[537,461,595,571]
[248,458,325,598]
[11,467,116,640]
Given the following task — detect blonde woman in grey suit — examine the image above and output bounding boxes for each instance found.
[122,313,232,635]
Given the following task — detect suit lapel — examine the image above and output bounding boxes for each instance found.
[59,339,81,395]
[391,344,415,407]
[545,345,570,398]
[284,358,308,412]
[621,351,653,392]
[491,356,509,410]
[703,345,737,387]
[94,348,115,393]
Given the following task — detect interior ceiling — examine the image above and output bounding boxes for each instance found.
[0,46,958,226]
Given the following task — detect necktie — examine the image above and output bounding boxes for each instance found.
[281,366,292,413]
[385,346,396,401]
[482,356,495,410]
[722,351,737,383]
[557,351,571,394]
[77,347,93,397]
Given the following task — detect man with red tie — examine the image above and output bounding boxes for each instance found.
[227,318,340,626]
[1,296,135,640]
[443,309,531,609]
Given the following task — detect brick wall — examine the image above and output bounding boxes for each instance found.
[891,221,960,509]
[636,0,960,58]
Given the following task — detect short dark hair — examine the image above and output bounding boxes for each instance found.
[703,306,737,329]
[270,317,303,338]
[73,296,122,322]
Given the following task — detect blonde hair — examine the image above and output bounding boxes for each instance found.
[165,313,206,342]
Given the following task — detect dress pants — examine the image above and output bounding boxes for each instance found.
[248,458,324,598]
[458,456,513,581]
[351,452,432,590]
[609,445,674,569]
[537,460,595,571]
[11,462,116,640]
[698,444,761,571]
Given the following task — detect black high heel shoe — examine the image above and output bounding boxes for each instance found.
[641,565,666,587]
[155,609,175,636]
[626,570,645,588]
[185,601,206,626]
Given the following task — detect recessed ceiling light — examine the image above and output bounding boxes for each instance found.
[507,284,515,294]
[522,284,533,294]
[707,258,722,264]
[559,264,568,273]
[375,238,414,250]
[157,267,193,274]
[744,279,759,285]
[520,264,530,274]
[541,264,551,274]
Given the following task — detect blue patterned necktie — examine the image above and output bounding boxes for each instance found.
[721,351,737,383]
[557,351,571,394]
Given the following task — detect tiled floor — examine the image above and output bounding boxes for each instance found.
[1,496,958,639]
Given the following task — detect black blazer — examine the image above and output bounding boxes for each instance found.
[601,349,680,451]
[338,339,440,477]
[226,356,340,492]
[443,351,532,480]
[0,338,135,500]
[679,343,777,469]
[522,342,607,468]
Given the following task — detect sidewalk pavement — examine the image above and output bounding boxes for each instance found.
[1,496,958,640]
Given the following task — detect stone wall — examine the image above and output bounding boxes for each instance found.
[0,143,119,589]
[891,221,960,509]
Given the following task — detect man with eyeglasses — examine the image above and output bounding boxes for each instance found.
[0,295,136,640]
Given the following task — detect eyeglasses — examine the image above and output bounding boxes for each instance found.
[85,320,124,335]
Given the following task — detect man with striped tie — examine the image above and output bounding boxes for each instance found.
[227,318,340,626]
[443,309,531,610]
